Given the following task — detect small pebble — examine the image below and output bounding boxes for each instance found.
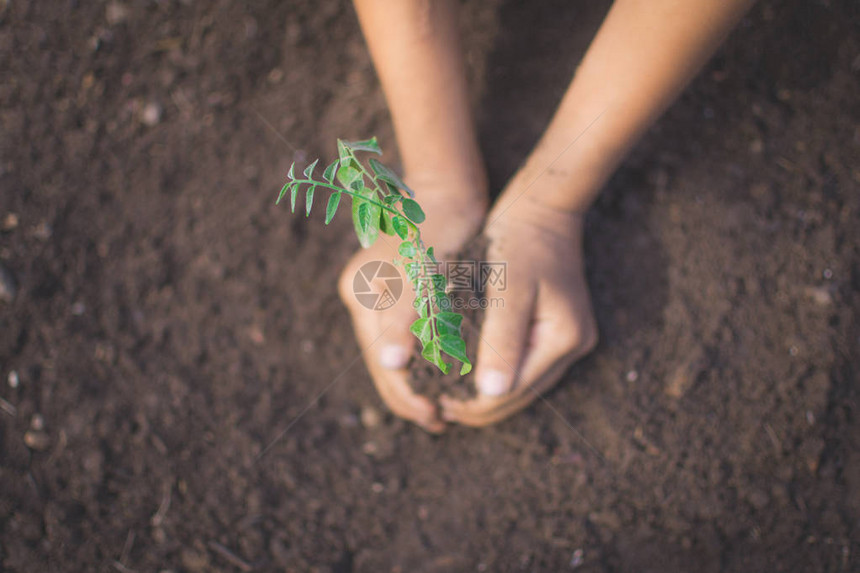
[24,430,51,451]
[371,482,384,493]
[625,369,639,383]
[8,370,19,388]
[361,441,379,455]
[141,102,162,126]
[30,414,44,431]
[33,221,52,240]
[71,301,86,315]
[2,213,18,231]
[105,2,129,25]
[0,263,17,303]
[805,286,832,306]
[300,339,315,354]
[360,406,381,429]
[570,548,584,569]
[823,268,833,279]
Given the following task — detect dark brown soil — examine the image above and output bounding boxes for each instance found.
[2,1,859,572]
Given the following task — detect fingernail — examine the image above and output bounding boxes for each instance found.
[477,369,511,396]
[379,345,409,370]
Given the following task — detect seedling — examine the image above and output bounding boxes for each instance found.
[277,137,471,375]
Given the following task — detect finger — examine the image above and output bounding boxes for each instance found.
[350,304,445,433]
[441,286,596,426]
[473,277,536,397]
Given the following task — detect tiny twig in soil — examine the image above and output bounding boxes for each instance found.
[208,540,254,572]
[150,482,172,527]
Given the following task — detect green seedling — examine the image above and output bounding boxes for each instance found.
[277,137,471,375]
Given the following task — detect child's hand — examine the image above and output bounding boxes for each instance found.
[439,198,598,426]
[338,174,487,432]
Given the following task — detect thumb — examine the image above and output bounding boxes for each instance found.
[375,298,419,370]
[474,282,535,396]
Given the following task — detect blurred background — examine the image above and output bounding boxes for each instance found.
[1,0,858,571]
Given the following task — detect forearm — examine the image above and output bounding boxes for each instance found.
[499,0,756,214]
[353,0,486,194]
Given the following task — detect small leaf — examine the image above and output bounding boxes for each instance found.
[305,186,315,216]
[337,139,352,164]
[352,196,380,248]
[430,273,447,291]
[357,202,370,233]
[336,164,362,189]
[409,318,432,345]
[290,183,298,213]
[379,212,394,235]
[287,162,296,180]
[276,182,290,205]
[303,158,319,179]
[323,160,339,183]
[383,194,401,205]
[402,198,425,224]
[343,137,382,155]
[435,312,463,337]
[436,294,452,311]
[325,192,341,224]
[399,241,416,258]
[421,339,450,374]
[391,216,409,240]
[368,158,415,197]
[426,246,436,262]
[438,334,470,373]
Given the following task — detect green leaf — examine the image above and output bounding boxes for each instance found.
[336,164,362,189]
[409,318,432,345]
[353,197,380,248]
[303,158,319,179]
[379,212,392,235]
[421,339,450,375]
[290,183,298,213]
[435,312,463,336]
[337,139,352,164]
[276,182,289,205]
[438,334,470,374]
[368,158,414,197]
[287,162,296,180]
[430,273,447,292]
[305,186,315,216]
[401,198,425,224]
[383,194,401,205]
[323,160,339,183]
[398,241,416,258]
[436,294,452,311]
[325,192,341,225]
[343,137,382,155]
[391,216,409,240]
[357,202,370,234]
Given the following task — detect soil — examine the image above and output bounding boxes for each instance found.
[1,1,859,572]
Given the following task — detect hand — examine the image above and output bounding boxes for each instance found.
[338,173,487,432]
[439,198,598,427]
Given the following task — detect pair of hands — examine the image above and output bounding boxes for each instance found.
[338,174,598,431]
